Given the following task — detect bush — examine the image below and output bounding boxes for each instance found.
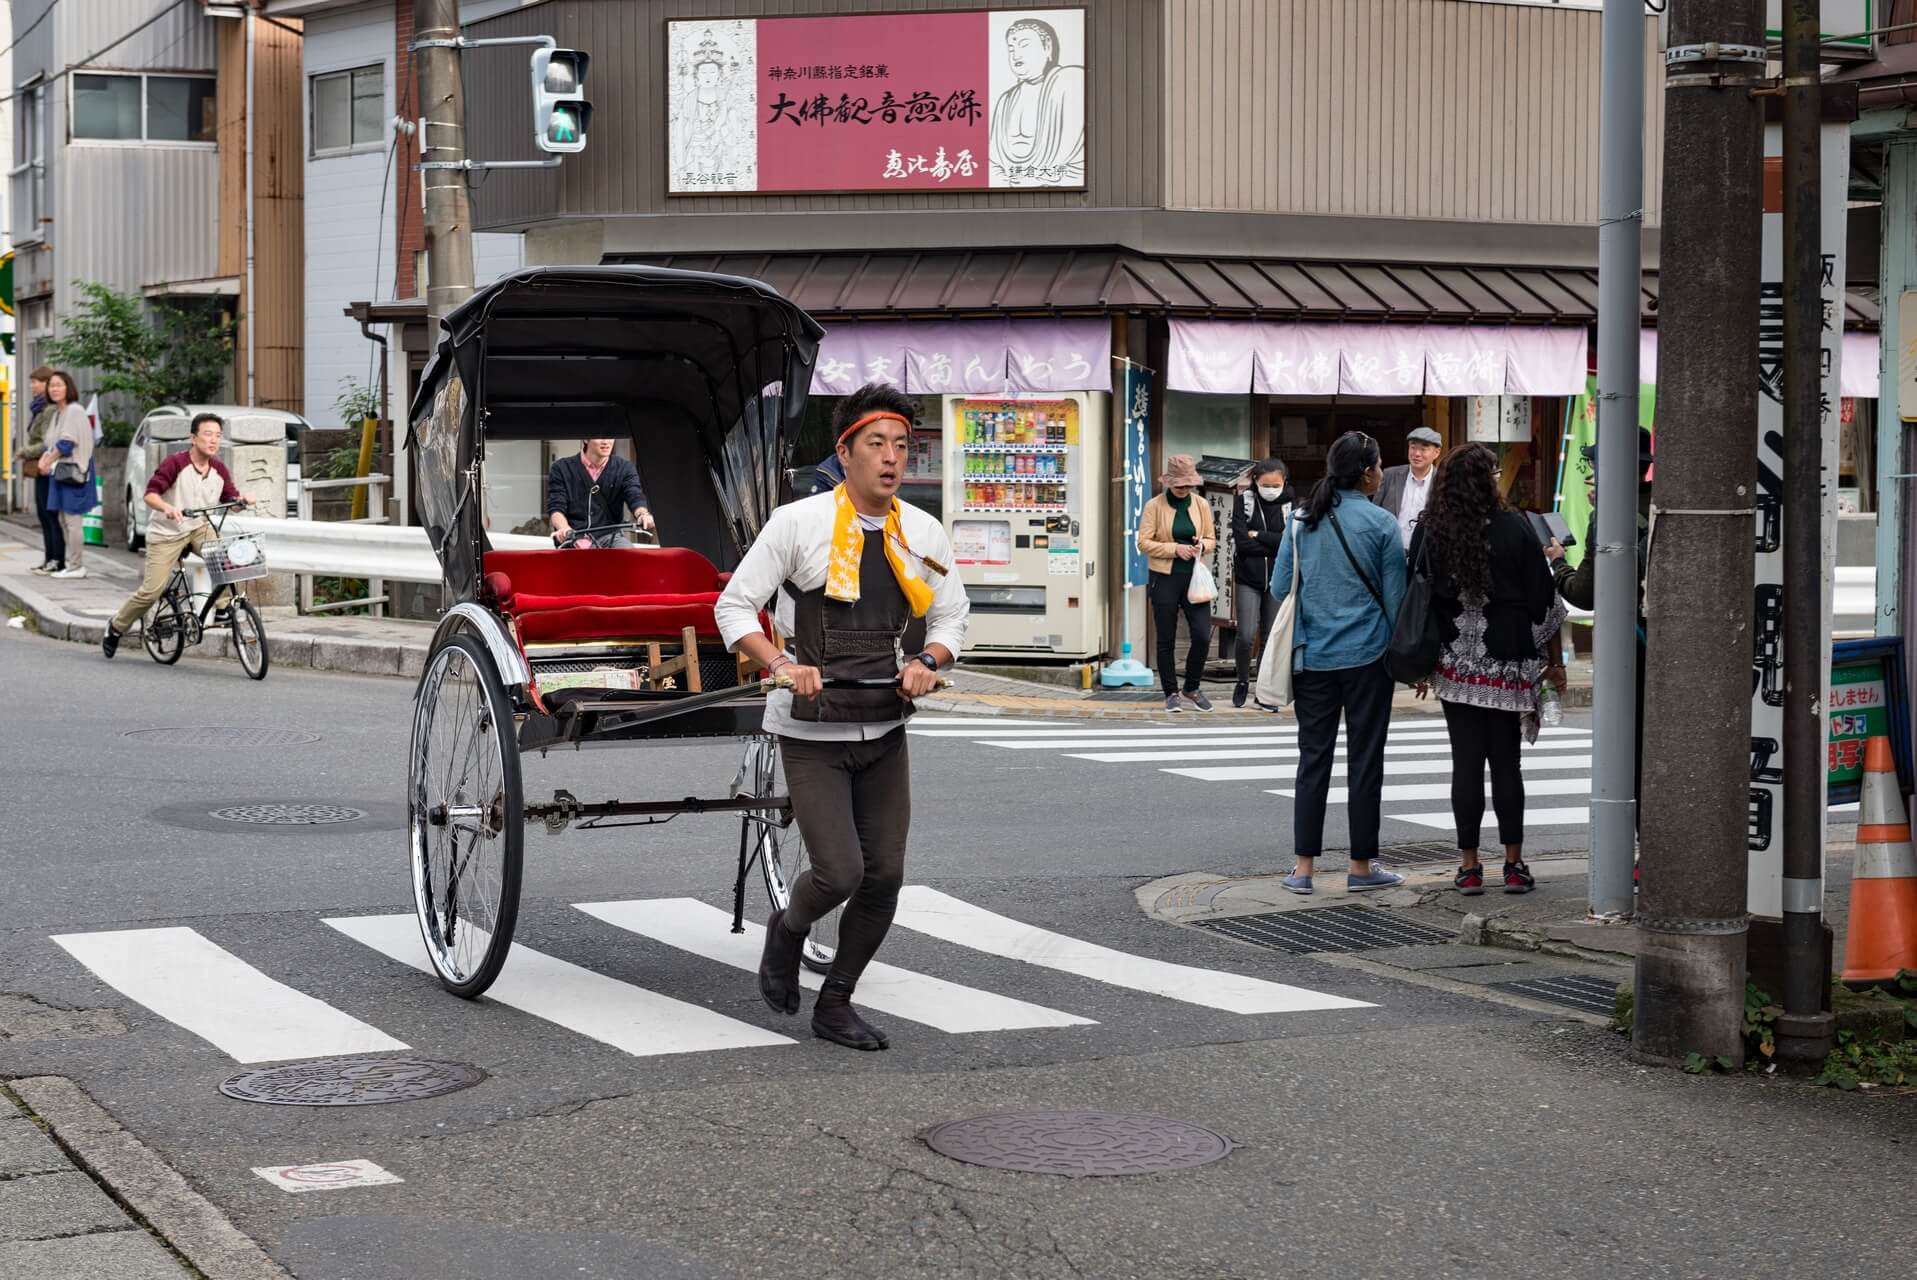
[45,282,234,438]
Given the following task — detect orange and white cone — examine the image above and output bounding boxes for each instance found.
[1843,736,1917,986]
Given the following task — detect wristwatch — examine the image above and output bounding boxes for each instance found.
[911,651,940,672]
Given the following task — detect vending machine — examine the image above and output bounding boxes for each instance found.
[940,392,1107,659]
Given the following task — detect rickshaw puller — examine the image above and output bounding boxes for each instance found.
[716,384,969,1051]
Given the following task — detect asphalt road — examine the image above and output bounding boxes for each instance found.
[1,623,1910,1280]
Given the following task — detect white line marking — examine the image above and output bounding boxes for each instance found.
[1174,755,1594,782]
[979,732,1591,751]
[575,899,1095,1033]
[1069,739,1591,764]
[1387,806,1592,830]
[324,915,793,1057]
[909,725,1590,740]
[891,887,1373,1015]
[51,926,408,1064]
[1275,777,1595,804]
[910,718,1055,728]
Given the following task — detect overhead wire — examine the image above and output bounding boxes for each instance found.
[0,0,194,108]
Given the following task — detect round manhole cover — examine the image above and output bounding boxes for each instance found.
[124,727,321,748]
[922,1111,1233,1177]
[219,1058,486,1107]
[209,803,368,826]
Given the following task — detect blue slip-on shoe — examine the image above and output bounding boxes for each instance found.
[1347,867,1406,892]
[1279,870,1315,895]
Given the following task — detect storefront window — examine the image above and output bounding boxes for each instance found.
[792,392,943,520]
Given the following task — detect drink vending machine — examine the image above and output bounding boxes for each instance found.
[940,393,1107,658]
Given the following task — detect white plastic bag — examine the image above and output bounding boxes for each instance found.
[1186,558,1217,605]
[1254,517,1300,709]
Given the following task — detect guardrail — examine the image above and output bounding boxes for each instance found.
[297,474,391,524]
[224,516,550,615]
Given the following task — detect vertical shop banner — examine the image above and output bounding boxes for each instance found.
[1555,375,1655,574]
[1121,361,1151,588]
[667,9,1086,195]
[1746,123,1848,918]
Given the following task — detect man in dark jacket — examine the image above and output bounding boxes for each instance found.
[547,438,653,547]
[1230,457,1294,707]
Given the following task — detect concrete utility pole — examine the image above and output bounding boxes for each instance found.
[1589,0,1645,921]
[1773,0,1836,1072]
[415,0,475,324]
[1633,0,1765,1069]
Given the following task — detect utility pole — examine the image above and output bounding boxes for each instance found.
[1773,0,1836,1072]
[415,0,475,325]
[1632,0,1765,1069]
[1589,0,1645,921]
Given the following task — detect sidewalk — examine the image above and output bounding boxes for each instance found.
[0,517,1594,717]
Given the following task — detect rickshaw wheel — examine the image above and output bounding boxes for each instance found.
[409,633,524,998]
[745,738,838,974]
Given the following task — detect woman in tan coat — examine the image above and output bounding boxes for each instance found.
[35,371,94,578]
[1136,454,1218,711]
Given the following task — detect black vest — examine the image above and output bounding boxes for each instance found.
[784,531,928,723]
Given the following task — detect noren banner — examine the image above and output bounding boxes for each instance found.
[666,9,1086,195]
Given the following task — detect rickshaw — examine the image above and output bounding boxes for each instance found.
[404,265,841,999]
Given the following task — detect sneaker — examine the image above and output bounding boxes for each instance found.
[101,627,120,660]
[1232,681,1249,708]
[1503,860,1536,894]
[1347,867,1407,892]
[1184,691,1213,712]
[1455,864,1484,896]
[1164,694,1185,713]
[29,562,57,576]
[1280,869,1315,895]
[50,566,86,579]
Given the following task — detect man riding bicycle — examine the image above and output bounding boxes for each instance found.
[547,438,655,547]
[102,413,255,659]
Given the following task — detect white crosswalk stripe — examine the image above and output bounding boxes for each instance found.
[912,713,1598,833]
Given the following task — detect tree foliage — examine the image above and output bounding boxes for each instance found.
[44,281,234,442]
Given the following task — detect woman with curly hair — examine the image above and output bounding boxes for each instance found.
[1407,443,1567,896]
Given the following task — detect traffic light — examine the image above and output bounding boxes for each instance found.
[531,48,591,154]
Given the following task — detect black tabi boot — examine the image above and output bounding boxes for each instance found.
[757,909,805,1016]
[811,974,888,1051]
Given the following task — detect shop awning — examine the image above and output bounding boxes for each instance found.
[1167,320,1589,397]
[1639,328,1882,399]
[812,318,1110,395]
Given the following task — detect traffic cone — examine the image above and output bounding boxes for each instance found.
[1842,736,1917,987]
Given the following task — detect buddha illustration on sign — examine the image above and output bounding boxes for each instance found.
[988,15,1085,188]
[668,22,756,193]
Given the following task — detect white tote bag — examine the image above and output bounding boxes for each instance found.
[1254,517,1301,709]
[1186,557,1217,605]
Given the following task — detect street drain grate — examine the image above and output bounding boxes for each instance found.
[1370,842,1463,868]
[922,1111,1232,1177]
[220,1057,486,1106]
[209,803,368,826]
[1490,973,1625,1016]
[1192,905,1455,954]
[124,727,321,748]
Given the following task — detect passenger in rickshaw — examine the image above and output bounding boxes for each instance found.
[716,383,970,1051]
[547,437,655,547]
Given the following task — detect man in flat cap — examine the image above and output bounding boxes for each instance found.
[1371,425,1444,549]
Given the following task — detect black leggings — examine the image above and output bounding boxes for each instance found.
[779,729,912,984]
[1149,570,1211,695]
[1441,700,1524,850]
[36,475,64,565]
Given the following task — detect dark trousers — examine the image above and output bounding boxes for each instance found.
[1149,570,1211,696]
[778,728,912,984]
[1232,579,1279,684]
[1440,700,1525,849]
[35,475,63,565]
[1291,659,1394,859]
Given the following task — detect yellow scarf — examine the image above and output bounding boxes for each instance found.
[825,485,934,617]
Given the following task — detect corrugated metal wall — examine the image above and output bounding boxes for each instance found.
[59,0,219,73]
[467,0,1166,231]
[1162,0,1664,227]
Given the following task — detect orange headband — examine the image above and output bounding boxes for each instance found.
[837,410,912,447]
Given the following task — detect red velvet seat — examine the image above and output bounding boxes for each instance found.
[480,547,727,647]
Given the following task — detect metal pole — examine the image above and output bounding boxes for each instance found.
[1774,0,1836,1071]
[415,0,475,325]
[1590,0,1645,920]
[1632,0,1764,1069]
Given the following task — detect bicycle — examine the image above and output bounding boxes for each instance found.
[141,502,271,680]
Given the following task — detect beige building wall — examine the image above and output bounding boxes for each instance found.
[1163,0,1664,229]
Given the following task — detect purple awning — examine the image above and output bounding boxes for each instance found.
[1167,320,1591,398]
[810,319,1111,396]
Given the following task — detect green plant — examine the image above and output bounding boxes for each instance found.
[315,444,362,481]
[44,282,234,437]
[333,378,380,428]
[1815,1031,1917,1091]
[1744,983,1783,1063]
[310,576,370,614]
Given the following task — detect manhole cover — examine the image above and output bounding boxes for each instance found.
[1192,905,1455,954]
[219,1057,486,1106]
[209,803,368,826]
[922,1111,1232,1177]
[124,727,321,748]
[1491,973,1625,1016]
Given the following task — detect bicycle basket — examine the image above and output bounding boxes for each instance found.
[204,535,268,586]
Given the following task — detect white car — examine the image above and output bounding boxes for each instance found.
[123,404,310,551]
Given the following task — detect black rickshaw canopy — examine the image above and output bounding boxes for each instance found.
[407,265,825,599]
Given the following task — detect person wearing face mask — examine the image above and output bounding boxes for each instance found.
[1229,458,1294,708]
[1137,454,1218,713]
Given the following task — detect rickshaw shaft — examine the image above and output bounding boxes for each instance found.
[521,795,792,822]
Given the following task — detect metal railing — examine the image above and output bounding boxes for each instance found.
[297,474,391,524]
